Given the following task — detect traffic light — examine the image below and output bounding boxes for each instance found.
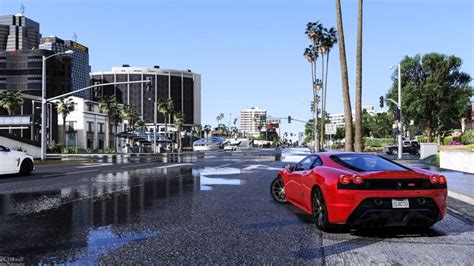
[145,77,152,93]
[310,101,315,112]
[288,116,292,124]
[93,81,102,98]
[395,107,401,120]
[379,96,384,108]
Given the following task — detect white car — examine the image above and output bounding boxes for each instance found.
[0,145,35,175]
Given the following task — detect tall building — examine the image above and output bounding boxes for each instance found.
[0,14,40,51]
[239,107,266,136]
[40,36,91,99]
[329,105,381,127]
[90,66,201,131]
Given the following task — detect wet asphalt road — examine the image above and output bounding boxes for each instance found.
[0,150,473,264]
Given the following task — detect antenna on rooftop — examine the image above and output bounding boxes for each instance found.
[73,32,78,42]
[20,4,25,15]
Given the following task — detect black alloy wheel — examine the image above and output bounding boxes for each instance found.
[312,187,333,231]
[270,176,287,203]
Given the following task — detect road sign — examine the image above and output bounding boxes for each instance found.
[325,124,337,135]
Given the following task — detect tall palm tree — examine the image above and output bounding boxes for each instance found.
[354,0,364,152]
[335,0,354,151]
[54,97,75,145]
[134,117,146,130]
[157,98,174,137]
[319,27,338,148]
[173,111,185,151]
[122,104,137,131]
[0,89,24,134]
[99,95,121,149]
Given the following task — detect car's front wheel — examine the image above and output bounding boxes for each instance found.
[312,187,335,231]
[19,159,33,176]
[270,176,287,203]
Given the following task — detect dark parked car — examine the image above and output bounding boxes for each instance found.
[383,140,420,156]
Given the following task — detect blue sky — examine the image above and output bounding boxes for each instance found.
[1,0,472,137]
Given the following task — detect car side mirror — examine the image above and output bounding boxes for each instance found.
[282,163,294,172]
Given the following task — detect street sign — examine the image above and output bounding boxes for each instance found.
[0,116,30,126]
[325,124,337,135]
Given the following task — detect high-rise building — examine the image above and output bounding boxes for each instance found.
[91,66,201,131]
[0,14,40,51]
[40,36,91,99]
[240,107,266,137]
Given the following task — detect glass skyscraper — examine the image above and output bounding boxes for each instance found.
[40,36,91,99]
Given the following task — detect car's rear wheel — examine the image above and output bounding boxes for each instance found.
[312,187,335,231]
[270,176,287,203]
[19,159,33,176]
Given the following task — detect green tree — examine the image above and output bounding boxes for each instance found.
[173,111,185,151]
[122,104,138,130]
[99,95,122,149]
[386,53,472,142]
[354,0,364,152]
[335,0,354,151]
[54,97,75,145]
[157,98,174,137]
[0,89,24,116]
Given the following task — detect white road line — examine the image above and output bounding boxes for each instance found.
[156,163,194,169]
[216,163,231,168]
[47,169,98,177]
[76,163,113,168]
[120,163,156,169]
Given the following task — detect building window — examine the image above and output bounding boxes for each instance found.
[87,104,94,112]
[87,122,94,132]
[67,121,76,132]
[87,139,94,149]
[98,123,104,133]
[98,139,104,150]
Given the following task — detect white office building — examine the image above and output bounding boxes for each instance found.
[57,96,124,150]
[329,105,381,127]
[239,107,267,137]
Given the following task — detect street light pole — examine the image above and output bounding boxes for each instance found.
[41,50,73,160]
[397,63,403,160]
[40,55,46,161]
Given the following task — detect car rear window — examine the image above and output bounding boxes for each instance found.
[330,154,410,172]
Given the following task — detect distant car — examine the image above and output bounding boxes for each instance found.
[383,140,420,156]
[270,152,447,231]
[0,145,34,175]
[223,145,237,151]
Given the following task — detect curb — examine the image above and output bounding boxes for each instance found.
[448,190,474,205]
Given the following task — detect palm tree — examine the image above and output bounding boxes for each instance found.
[319,27,338,148]
[99,95,121,149]
[134,117,146,130]
[204,124,212,138]
[122,104,137,131]
[0,89,24,134]
[354,0,364,152]
[194,124,203,138]
[335,0,354,151]
[173,111,185,151]
[54,97,75,145]
[157,98,174,137]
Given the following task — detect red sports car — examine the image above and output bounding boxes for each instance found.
[270,152,447,231]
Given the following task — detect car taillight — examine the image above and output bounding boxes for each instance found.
[339,175,350,185]
[438,175,446,184]
[353,175,363,184]
[430,175,438,184]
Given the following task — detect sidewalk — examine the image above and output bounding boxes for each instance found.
[408,162,474,205]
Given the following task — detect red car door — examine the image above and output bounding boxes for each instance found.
[300,156,323,206]
[287,156,316,205]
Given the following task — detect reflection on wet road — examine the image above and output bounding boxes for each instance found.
[0,167,202,263]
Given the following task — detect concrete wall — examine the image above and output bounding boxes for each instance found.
[440,147,474,174]
[420,143,438,159]
[0,136,41,158]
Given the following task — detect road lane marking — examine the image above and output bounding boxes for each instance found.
[156,163,194,169]
[216,163,231,168]
[120,162,157,169]
[76,163,113,168]
[47,169,98,177]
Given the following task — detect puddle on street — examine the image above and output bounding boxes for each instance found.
[192,167,244,191]
[0,165,239,263]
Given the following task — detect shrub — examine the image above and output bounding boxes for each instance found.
[104,147,116,154]
[364,146,383,152]
[461,129,474,145]
[416,136,427,143]
[442,136,453,145]
[363,138,394,147]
